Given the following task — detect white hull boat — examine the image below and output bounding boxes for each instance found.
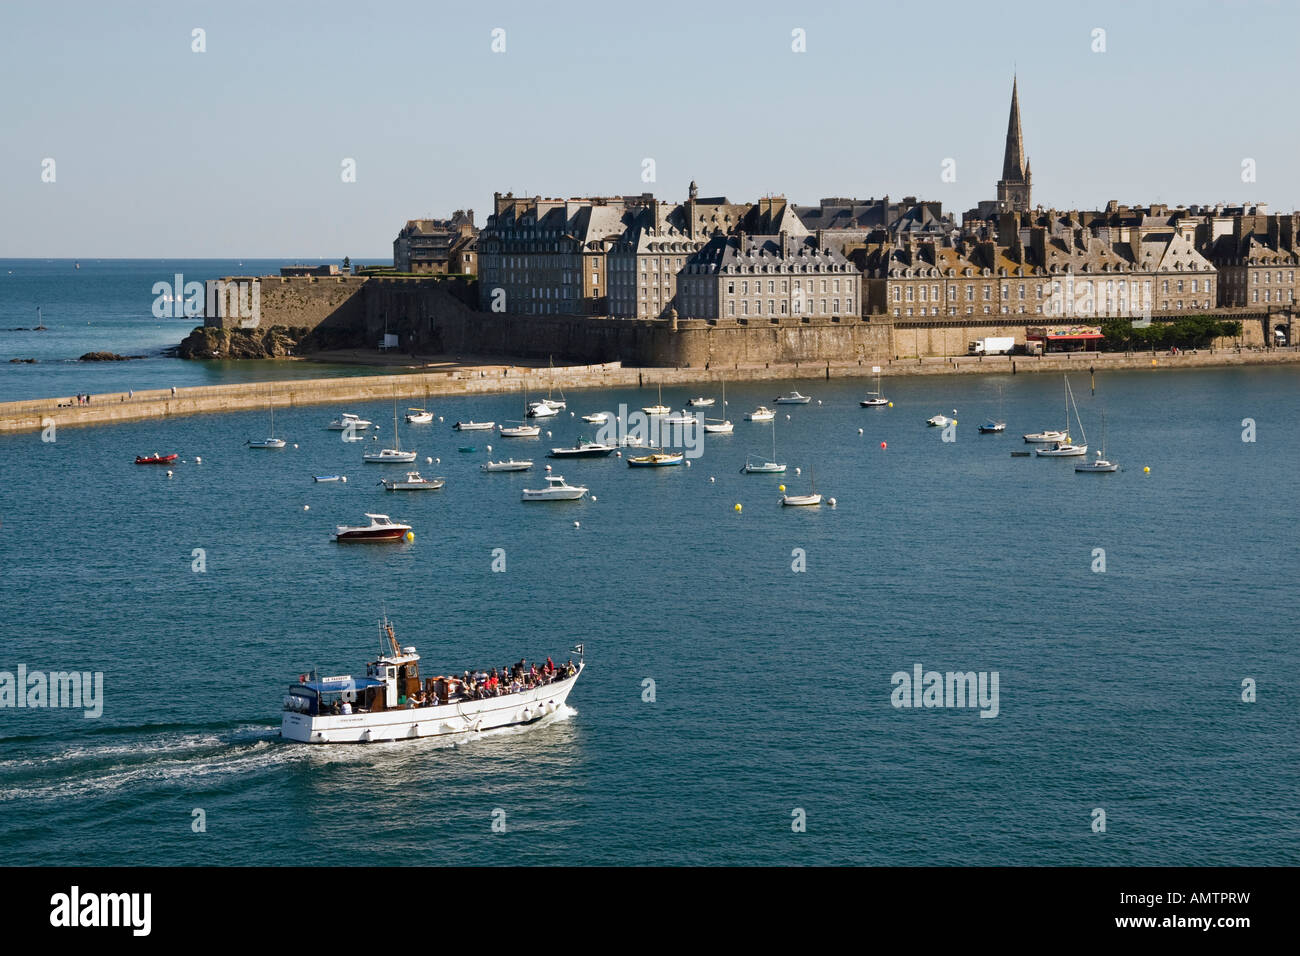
[774,392,811,404]
[860,397,889,407]
[642,404,670,416]
[1023,430,1068,443]
[281,618,582,744]
[1076,456,1119,472]
[247,438,286,449]
[927,411,957,427]
[333,513,411,542]
[499,423,542,438]
[381,471,445,490]
[364,448,418,464]
[522,475,588,501]
[405,409,433,424]
[527,402,560,419]
[664,410,701,426]
[482,459,533,472]
[581,412,609,424]
[328,414,373,431]
[687,397,715,407]
[746,407,775,422]
[781,493,823,506]
[704,421,734,434]
[1036,442,1088,457]
[454,421,495,431]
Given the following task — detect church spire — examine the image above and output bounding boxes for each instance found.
[1002,76,1026,181]
[995,75,1031,213]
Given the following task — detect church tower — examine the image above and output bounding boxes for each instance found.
[996,77,1032,213]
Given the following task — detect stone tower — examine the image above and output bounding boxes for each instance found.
[996,77,1032,213]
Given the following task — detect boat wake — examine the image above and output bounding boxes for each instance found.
[0,706,580,802]
[0,720,287,803]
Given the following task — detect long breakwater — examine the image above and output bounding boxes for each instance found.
[1,349,1297,434]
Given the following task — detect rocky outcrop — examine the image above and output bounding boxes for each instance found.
[177,323,366,360]
[78,351,140,361]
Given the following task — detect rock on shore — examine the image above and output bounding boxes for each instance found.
[177,325,311,360]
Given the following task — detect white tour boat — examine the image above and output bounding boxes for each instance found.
[521,474,589,501]
[380,471,445,491]
[482,459,533,472]
[281,618,583,744]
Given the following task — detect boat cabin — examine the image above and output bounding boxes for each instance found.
[285,647,423,716]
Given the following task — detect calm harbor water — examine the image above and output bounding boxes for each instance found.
[0,259,394,402]
[2,362,1299,865]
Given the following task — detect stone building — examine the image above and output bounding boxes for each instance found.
[476,193,627,315]
[606,200,708,319]
[393,211,478,274]
[1204,212,1300,319]
[678,232,859,320]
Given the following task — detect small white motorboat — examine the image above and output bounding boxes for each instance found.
[978,420,1006,433]
[927,410,957,427]
[527,402,560,419]
[581,411,610,424]
[364,447,419,464]
[549,441,617,458]
[664,409,701,426]
[704,420,734,434]
[454,421,495,431]
[246,438,286,450]
[499,423,542,438]
[687,397,715,408]
[482,459,533,472]
[313,475,346,483]
[1023,430,1067,443]
[521,475,588,501]
[1036,441,1088,457]
[333,513,411,542]
[405,408,433,424]
[1076,453,1118,472]
[327,413,373,431]
[746,406,775,422]
[774,391,811,404]
[380,471,445,491]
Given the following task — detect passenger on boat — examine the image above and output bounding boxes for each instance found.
[341,700,352,715]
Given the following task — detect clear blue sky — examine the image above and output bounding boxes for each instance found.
[2,0,1295,258]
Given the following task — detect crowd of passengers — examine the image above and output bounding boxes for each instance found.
[324,658,578,715]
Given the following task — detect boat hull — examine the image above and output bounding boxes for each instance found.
[781,494,823,506]
[282,669,581,744]
[549,447,616,458]
[334,528,410,541]
[1036,444,1088,457]
[364,452,418,463]
[454,422,495,431]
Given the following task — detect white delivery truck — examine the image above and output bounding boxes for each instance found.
[968,336,1015,355]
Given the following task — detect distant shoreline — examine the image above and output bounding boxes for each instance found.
[1,347,1297,435]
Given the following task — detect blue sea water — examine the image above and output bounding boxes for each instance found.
[1,267,1298,865]
[0,258,393,402]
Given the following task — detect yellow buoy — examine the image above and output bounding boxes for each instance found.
[778,484,786,492]
[1143,466,1150,473]
[734,503,742,513]
[404,530,415,542]
[888,402,893,407]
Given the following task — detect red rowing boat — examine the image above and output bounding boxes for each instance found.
[135,454,178,465]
